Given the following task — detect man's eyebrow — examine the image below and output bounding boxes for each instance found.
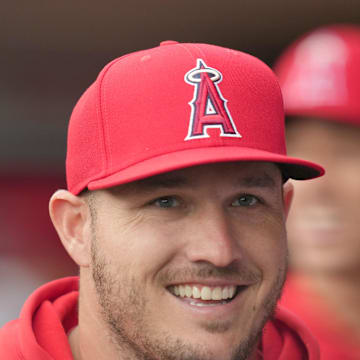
[110,175,189,195]
[110,170,279,195]
[238,172,277,188]
[137,175,189,190]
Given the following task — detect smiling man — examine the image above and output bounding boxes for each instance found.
[0,41,323,360]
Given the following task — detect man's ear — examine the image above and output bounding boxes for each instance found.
[283,181,294,220]
[49,190,92,267]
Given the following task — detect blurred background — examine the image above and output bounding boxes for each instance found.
[1,0,360,326]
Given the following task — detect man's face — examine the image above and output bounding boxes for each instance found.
[286,118,360,275]
[88,162,288,360]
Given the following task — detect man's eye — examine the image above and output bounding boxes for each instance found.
[232,195,259,207]
[152,196,180,208]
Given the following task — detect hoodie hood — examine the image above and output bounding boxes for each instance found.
[0,276,319,360]
[262,306,320,359]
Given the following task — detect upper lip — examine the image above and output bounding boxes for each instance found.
[167,278,254,287]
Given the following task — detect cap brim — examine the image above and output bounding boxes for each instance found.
[88,146,324,191]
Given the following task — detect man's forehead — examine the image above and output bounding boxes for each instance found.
[109,162,282,194]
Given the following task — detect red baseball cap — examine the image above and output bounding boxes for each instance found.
[66,41,324,195]
[274,24,360,126]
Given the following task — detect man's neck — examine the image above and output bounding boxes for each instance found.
[68,319,121,360]
[68,327,81,360]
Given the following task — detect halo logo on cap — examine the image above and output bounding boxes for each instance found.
[184,59,241,140]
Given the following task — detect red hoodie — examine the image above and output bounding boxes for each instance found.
[0,277,319,360]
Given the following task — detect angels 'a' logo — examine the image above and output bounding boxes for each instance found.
[184,59,241,140]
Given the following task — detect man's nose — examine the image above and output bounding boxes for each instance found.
[184,205,243,268]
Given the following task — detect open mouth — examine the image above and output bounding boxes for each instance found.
[168,284,244,306]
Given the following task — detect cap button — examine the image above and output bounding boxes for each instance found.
[160,40,179,46]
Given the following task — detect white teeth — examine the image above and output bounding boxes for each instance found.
[201,287,212,300]
[211,287,222,300]
[222,287,229,299]
[185,285,192,297]
[193,286,201,299]
[171,285,237,301]
[179,286,186,297]
[229,286,236,298]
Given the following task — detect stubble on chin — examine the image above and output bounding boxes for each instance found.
[90,234,287,360]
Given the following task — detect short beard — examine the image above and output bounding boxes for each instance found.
[90,230,287,360]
